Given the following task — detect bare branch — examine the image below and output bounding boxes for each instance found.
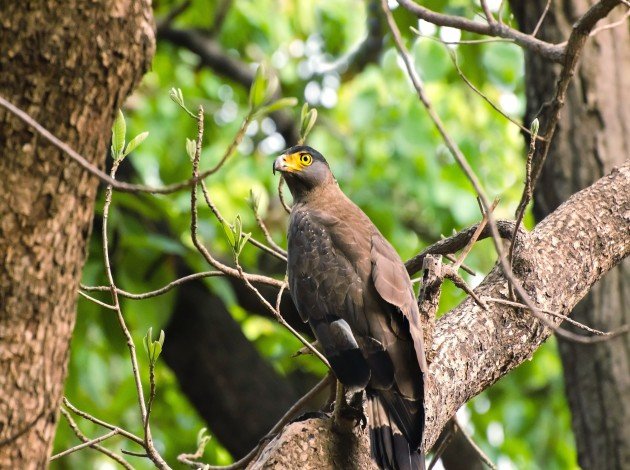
[277,177,292,214]
[396,0,565,62]
[252,162,630,465]
[480,0,496,24]
[531,0,552,37]
[528,0,624,196]
[62,397,145,447]
[451,198,499,272]
[590,7,630,36]
[188,105,327,367]
[101,159,170,469]
[509,121,538,295]
[77,290,117,310]
[50,429,119,461]
[384,0,622,347]
[481,296,629,340]
[59,408,133,470]
[200,180,287,261]
[404,220,523,276]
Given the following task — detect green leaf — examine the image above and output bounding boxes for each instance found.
[248,189,260,213]
[123,131,149,157]
[111,110,126,159]
[530,118,540,137]
[197,428,208,447]
[143,327,153,358]
[169,87,196,118]
[221,220,236,249]
[152,330,164,360]
[265,73,279,102]
[186,138,197,161]
[143,327,165,363]
[300,108,318,142]
[238,232,252,256]
[249,64,268,109]
[254,97,298,118]
[300,102,309,123]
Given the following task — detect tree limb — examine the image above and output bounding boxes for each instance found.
[247,161,630,467]
[397,0,565,62]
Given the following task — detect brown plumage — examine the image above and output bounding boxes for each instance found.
[274,145,427,470]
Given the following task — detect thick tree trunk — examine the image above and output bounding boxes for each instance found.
[0,1,154,467]
[511,1,630,468]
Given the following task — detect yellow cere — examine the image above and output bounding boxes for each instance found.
[284,151,312,171]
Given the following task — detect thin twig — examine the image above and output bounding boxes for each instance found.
[590,7,630,36]
[384,0,616,345]
[200,180,286,261]
[445,253,476,275]
[252,205,287,257]
[81,271,224,299]
[102,161,170,469]
[188,106,327,367]
[441,45,541,139]
[59,408,133,470]
[452,418,497,469]
[0,95,247,195]
[236,263,330,367]
[179,374,333,470]
[145,361,157,452]
[277,177,292,214]
[78,290,117,309]
[63,397,145,447]
[482,296,630,339]
[508,122,537,299]
[187,108,286,289]
[531,0,552,37]
[412,29,516,45]
[452,198,499,272]
[480,0,495,24]
[442,265,487,310]
[396,0,565,62]
[50,429,119,461]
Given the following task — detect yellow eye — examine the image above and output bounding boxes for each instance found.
[300,153,313,166]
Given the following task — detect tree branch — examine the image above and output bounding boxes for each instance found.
[396,0,565,62]
[248,161,630,467]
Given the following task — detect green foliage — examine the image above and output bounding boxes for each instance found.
[53,1,577,468]
[299,102,318,143]
[111,109,150,161]
[221,214,252,260]
[143,327,165,365]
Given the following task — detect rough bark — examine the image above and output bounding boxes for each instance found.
[0,1,154,467]
[511,1,630,468]
[249,162,630,468]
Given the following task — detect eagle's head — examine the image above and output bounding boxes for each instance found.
[273,145,334,200]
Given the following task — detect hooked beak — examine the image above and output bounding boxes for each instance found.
[273,153,301,175]
[273,154,286,175]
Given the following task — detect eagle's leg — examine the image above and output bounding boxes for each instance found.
[333,382,367,431]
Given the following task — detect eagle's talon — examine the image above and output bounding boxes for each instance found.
[338,402,367,429]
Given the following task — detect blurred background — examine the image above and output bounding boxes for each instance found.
[52,0,577,468]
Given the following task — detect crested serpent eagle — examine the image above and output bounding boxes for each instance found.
[273,145,427,470]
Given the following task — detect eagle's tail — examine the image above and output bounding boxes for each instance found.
[367,394,425,470]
